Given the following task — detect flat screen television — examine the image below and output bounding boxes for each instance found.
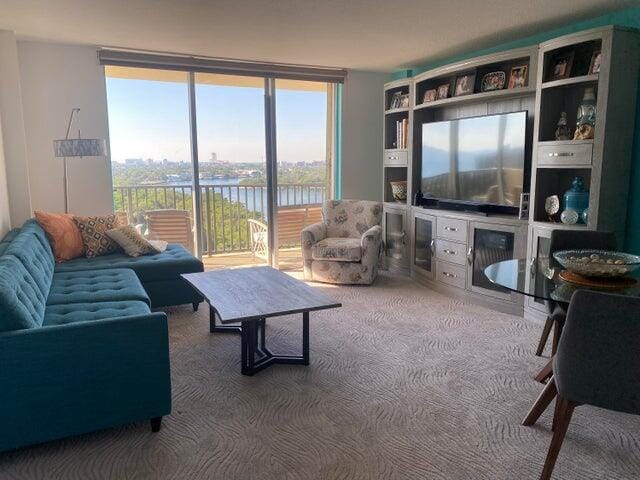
[420,111,527,213]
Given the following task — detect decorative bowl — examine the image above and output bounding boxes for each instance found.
[390,181,407,202]
[553,249,640,278]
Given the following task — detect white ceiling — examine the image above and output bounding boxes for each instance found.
[0,0,636,72]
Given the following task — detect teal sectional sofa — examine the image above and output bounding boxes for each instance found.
[0,219,203,452]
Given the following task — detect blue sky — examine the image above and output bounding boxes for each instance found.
[105,77,327,164]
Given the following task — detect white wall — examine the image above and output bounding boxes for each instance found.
[341,70,387,201]
[17,41,112,215]
[0,30,32,226]
[0,116,12,236]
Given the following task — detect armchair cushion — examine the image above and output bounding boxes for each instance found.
[323,199,383,238]
[312,238,361,262]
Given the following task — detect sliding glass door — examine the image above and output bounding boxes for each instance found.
[194,73,268,267]
[274,79,330,270]
[106,68,334,271]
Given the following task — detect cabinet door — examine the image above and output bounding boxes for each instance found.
[411,212,436,280]
[525,227,552,314]
[467,222,525,301]
[383,207,409,267]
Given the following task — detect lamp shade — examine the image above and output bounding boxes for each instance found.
[53,138,107,157]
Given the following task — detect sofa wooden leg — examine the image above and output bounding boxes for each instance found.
[192,302,199,312]
[150,416,162,433]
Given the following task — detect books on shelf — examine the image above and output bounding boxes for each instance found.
[395,118,408,149]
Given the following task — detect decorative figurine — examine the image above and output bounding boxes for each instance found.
[545,195,560,222]
[573,87,596,140]
[581,207,589,225]
[561,208,579,225]
[554,112,572,140]
[563,176,589,223]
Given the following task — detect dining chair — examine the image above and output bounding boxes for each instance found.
[525,290,640,480]
[535,230,616,356]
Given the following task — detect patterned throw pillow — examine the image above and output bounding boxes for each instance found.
[34,210,85,262]
[73,214,122,258]
[106,225,162,257]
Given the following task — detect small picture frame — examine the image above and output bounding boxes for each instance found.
[589,50,602,74]
[549,51,574,80]
[481,71,506,92]
[423,89,437,103]
[399,94,410,108]
[508,65,528,89]
[436,83,450,100]
[389,91,402,109]
[454,73,476,96]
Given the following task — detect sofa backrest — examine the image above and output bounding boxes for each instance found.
[0,220,55,332]
[322,200,383,238]
[0,228,20,256]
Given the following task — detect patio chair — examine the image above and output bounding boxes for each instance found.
[145,209,194,253]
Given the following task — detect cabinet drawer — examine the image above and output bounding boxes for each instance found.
[437,217,468,243]
[436,260,467,289]
[436,239,467,266]
[384,150,408,165]
[537,143,592,166]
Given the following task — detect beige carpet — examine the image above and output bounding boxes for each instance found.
[1,272,639,480]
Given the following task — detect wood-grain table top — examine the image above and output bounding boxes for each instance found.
[182,266,342,323]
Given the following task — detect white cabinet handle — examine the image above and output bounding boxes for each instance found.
[467,247,473,265]
[430,239,435,254]
[444,226,458,232]
[547,152,574,157]
[442,271,457,278]
[443,248,456,255]
[530,256,537,277]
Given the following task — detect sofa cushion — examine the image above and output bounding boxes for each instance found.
[106,225,159,257]
[0,256,47,331]
[47,269,150,306]
[43,300,151,327]
[312,237,362,262]
[54,243,203,282]
[73,214,122,258]
[34,210,85,262]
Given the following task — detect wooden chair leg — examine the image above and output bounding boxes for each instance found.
[539,396,576,480]
[522,376,557,426]
[535,358,554,384]
[536,316,554,356]
[551,320,563,355]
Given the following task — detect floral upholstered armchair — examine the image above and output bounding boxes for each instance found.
[301,200,383,285]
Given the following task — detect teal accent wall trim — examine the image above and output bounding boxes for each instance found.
[334,84,343,200]
[390,6,640,253]
[390,69,413,81]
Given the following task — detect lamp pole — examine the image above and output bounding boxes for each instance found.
[62,108,80,213]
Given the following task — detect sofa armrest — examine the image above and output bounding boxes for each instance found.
[361,225,382,264]
[301,222,327,261]
[0,313,171,452]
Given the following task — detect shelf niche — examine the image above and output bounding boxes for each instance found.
[538,81,598,142]
[532,167,592,224]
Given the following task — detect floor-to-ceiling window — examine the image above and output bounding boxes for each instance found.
[104,63,337,270]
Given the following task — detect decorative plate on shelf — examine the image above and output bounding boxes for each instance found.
[554,249,640,278]
[481,71,506,92]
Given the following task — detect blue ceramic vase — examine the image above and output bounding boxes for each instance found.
[563,176,589,224]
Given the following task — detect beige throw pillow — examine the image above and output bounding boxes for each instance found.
[106,225,162,257]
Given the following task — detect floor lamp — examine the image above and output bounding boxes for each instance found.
[53,108,107,213]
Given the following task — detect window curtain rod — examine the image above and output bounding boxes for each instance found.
[98,49,347,83]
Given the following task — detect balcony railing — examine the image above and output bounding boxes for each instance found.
[113,183,325,255]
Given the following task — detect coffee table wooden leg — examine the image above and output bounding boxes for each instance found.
[209,304,242,334]
[302,311,309,365]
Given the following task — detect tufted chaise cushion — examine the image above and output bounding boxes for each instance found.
[54,243,203,282]
[43,300,151,326]
[47,269,150,306]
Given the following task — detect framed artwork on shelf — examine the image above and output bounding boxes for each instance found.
[480,71,506,92]
[454,73,476,96]
[436,83,450,100]
[508,65,528,88]
[548,51,574,80]
[389,92,402,109]
[589,50,602,74]
[423,89,437,103]
[399,94,410,108]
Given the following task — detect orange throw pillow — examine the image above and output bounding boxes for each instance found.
[34,210,85,262]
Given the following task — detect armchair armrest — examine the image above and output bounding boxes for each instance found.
[301,222,327,261]
[0,313,171,452]
[361,225,382,263]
